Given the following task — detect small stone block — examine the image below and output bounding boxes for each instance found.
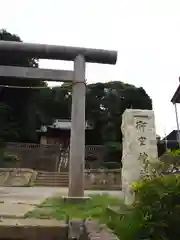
[0,218,68,239]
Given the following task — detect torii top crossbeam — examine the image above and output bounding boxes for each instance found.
[0,41,117,64]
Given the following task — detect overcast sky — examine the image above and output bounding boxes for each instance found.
[1,0,180,137]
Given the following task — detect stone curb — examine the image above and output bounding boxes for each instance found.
[85,221,119,240]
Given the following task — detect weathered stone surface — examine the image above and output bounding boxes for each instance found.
[85,221,119,240]
[121,109,158,205]
[0,219,68,239]
[69,55,86,197]
[0,65,73,82]
[0,219,119,240]
[0,41,117,64]
[0,168,35,186]
[0,202,35,218]
[85,169,121,190]
[0,171,9,185]
[68,219,85,239]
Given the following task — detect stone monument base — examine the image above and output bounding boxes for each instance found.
[62,196,91,203]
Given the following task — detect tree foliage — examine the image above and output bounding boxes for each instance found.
[36,81,152,144]
[86,81,152,143]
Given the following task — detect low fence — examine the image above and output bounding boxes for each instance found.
[5,142,105,155]
[6,142,61,150]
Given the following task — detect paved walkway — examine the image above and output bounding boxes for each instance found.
[0,187,122,218]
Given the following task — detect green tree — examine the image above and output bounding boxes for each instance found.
[0,29,46,142]
[0,103,19,144]
[36,81,152,145]
[86,81,152,143]
[35,85,72,127]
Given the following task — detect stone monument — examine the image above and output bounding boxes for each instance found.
[121,109,158,205]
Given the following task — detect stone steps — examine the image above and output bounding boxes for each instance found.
[34,171,69,187]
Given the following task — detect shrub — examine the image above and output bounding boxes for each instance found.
[169,148,180,157]
[109,157,180,240]
[130,174,180,239]
[111,175,180,240]
[107,206,145,240]
[100,161,121,169]
[104,142,122,168]
[3,152,20,162]
[139,154,180,181]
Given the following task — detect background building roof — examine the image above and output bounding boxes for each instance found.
[38,119,93,132]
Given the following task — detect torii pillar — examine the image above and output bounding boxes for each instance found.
[68,55,86,198]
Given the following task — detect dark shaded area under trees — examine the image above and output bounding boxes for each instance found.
[0,29,46,143]
[0,29,152,165]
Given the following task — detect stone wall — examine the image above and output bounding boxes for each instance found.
[0,219,68,240]
[5,142,61,172]
[0,168,36,186]
[0,219,119,240]
[5,142,105,172]
[85,169,121,190]
[0,168,121,189]
[34,169,121,189]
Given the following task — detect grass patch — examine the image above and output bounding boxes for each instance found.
[25,194,122,221]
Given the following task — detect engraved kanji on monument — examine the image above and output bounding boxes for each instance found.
[121,109,158,205]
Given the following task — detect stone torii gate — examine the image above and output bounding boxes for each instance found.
[0,41,117,199]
